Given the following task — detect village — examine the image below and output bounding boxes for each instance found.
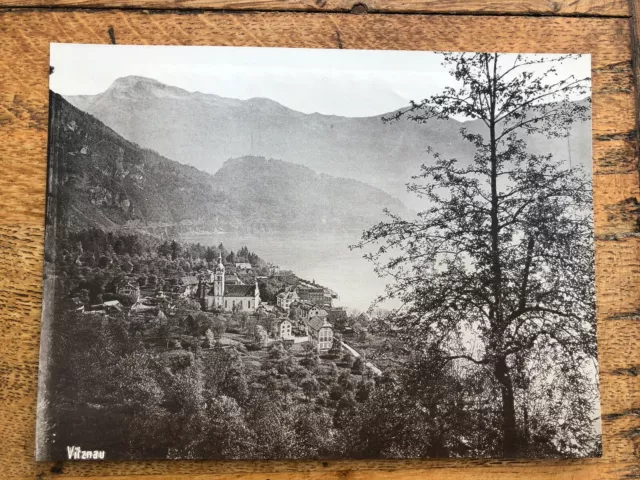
[65,248,387,376]
[38,49,601,462]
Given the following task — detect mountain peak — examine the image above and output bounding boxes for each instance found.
[106,76,189,99]
[109,75,162,88]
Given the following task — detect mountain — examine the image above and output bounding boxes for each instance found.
[47,93,410,236]
[210,156,410,233]
[65,76,591,210]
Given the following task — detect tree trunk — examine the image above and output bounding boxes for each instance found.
[488,71,503,329]
[494,356,518,457]
[484,54,518,458]
[523,402,530,449]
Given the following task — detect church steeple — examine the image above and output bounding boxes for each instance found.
[213,253,225,308]
[216,252,225,272]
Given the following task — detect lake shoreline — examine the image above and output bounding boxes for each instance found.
[180,230,391,312]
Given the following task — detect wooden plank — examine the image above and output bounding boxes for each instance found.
[11,462,640,480]
[0,9,638,480]
[0,0,631,17]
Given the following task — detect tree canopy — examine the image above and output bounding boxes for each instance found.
[354,53,598,457]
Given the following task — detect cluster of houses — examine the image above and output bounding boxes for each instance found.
[269,298,336,351]
[66,280,141,315]
[67,252,344,352]
[178,256,341,352]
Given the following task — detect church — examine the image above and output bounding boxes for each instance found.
[203,254,261,312]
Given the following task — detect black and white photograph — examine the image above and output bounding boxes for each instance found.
[36,44,600,461]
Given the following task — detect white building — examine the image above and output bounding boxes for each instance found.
[204,254,260,312]
[276,289,299,310]
[276,319,294,339]
[305,316,334,351]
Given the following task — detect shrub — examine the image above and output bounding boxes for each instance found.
[300,377,320,399]
[268,342,286,360]
[341,353,354,368]
[329,383,344,401]
[212,316,227,339]
[356,379,375,402]
[338,371,354,391]
[300,353,319,370]
[203,329,215,348]
[352,357,365,375]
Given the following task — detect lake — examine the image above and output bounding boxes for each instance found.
[181,231,392,311]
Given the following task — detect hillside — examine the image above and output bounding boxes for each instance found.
[66,76,591,210]
[47,93,409,235]
[210,156,411,232]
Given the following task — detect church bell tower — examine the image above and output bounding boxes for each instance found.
[214,253,225,308]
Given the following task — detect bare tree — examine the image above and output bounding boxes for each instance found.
[354,53,596,457]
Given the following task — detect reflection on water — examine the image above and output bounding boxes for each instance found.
[181,231,390,311]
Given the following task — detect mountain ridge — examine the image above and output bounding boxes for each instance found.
[65,75,591,210]
[63,76,475,209]
[49,92,410,237]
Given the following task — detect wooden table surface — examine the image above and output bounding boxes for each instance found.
[1,1,639,479]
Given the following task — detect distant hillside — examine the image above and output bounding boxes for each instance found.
[210,156,411,232]
[48,93,409,235]
[66,76,591,210]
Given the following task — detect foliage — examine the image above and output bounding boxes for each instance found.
[212,316,227,339]
[354,53,598,457]
[352,357,365,375]
[43,64,600,459]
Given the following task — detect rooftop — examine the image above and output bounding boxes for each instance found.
[207,284,258,297]
[305,316,332,332]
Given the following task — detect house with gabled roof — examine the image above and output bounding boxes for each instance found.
[90,300,123,315]
[66,296,85,313]
[117,281,141,302]
[304,316,334,352]
[276,289,299,310]
[179,275,200,297]
[290,300,313,321]
[275,318,294,340]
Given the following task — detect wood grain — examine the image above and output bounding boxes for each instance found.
[0,9,638,480]
[0,0,631,16]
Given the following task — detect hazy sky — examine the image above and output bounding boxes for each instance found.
[50,44,590,118]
